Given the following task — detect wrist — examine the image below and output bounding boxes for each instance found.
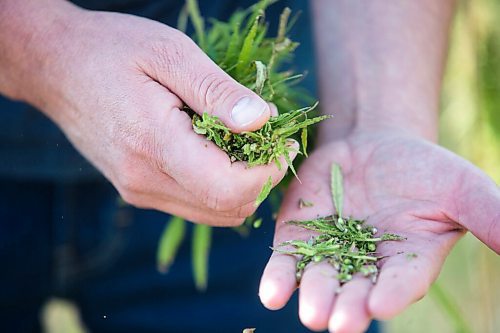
[0,0,82,107]
[316,96,439,145]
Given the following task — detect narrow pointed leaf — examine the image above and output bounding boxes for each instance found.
[331,163,344,219]
[254,61,267,95]
[192,224,212,291]
[157,216,186,273]
[237,16,259,73]
[301,127,308,157]
[186,0,206,50]
[255,176,273,207]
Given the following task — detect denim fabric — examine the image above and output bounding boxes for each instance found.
[0,179,380,333]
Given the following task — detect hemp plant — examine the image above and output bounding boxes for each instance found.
[274,164,405,284]
[157,0,329,290]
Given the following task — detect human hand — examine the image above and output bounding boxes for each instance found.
[0,1,294,226]
[259,131,500,332]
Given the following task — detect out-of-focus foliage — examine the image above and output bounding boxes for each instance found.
[388,1,500,332]
[440,0,500,184]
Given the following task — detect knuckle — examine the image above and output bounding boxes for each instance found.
[210,195,239,212]
[203,182,242,212]
[195,72,242,113]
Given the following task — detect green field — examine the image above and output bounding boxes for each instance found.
[387,0,500,332]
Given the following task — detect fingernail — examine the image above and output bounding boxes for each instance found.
[231,96,267,127]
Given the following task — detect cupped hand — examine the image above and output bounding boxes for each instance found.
[8,3,293,226]
[259,131,499,332]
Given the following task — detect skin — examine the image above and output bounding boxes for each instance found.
[0,0,296,227]
[260,1,500,332]
[1,0,498,331]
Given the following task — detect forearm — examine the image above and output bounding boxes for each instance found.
[0,0,79,109]
[311,0,455,143]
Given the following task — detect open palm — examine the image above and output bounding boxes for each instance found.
[259,131,500,333]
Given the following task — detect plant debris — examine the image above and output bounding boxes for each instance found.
[186,0,329,173]
[298,198,314,208]
[157,0,330,290]
[193,104,328,172]
[274,164,405,284]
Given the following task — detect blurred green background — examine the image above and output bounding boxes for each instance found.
[42,0,500,332]
[387,0,500,332]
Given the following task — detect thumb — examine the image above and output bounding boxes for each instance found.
[454,167,500,254]
[143,29,270,133]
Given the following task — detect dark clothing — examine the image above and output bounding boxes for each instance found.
[0,1,378,332]
[0,180,379,333]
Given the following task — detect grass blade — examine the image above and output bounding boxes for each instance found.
[192,224,212,291]
[430,282,473,333]
[255,176,273,207]
[157,216,186,273]
[301,127,308,157]
[177,4,188,32]
[237,16,260,73]
[186,0,206,50]
[331,163,345,228]
[223,20,242,67]
[254,60,267,95]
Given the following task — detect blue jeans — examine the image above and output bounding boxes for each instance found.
[0,178,379,333]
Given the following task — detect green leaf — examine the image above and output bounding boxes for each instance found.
[381,233,406,241]
[284,148,298,180]
[331,163,344,223]
[157,216,186,273]
[237,15,260,73]
[192,224,212,291]
[223,20,243,66]
[254,61,267,95]
[252,218,263,228]
[255,176,273,207]
[430,282,473,333]
[301,127,308,157]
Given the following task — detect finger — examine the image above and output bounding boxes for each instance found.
[328,277,372,333]
[121,166,258,225]
[145,198,244,226]
[159,110,299,211]
[367,234,456,320]
[299,262,339,332]
[139,81,297,212]
[454,167,500,254]
[268,102,279,117]
[142,28,270,133]
[259,170,332,311]
[259,253,298,310]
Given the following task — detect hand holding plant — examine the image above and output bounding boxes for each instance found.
[0,0,299,227]
[260,131,500,332]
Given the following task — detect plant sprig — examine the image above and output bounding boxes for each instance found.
[192,103,328,173]
[274,164,405,284]
[158,0,330,291]
[186,0,328,174]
